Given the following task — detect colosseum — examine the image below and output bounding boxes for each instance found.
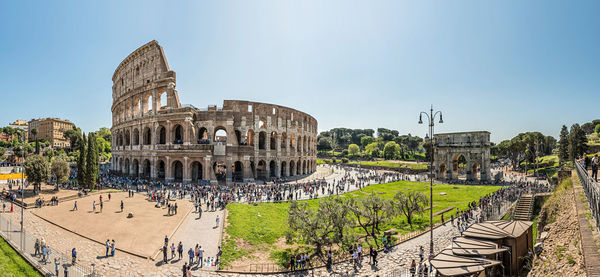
[110,41,318,184]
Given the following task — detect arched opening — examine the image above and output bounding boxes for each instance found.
[235,130,243,145]
[132,159,139,177]
[297,136,301,152]
[302,160,306,175]
[124,159,130,175]
[215,128,227,143]
[143,127,151,145]
[213,161,226,182]
[269,160,277,178]
[143,159,151,178]
[145,94,153,113]
[158,160,165,179]
[246,130,255,147]
[135,98,141,117]
[281,133,287,149]
[197,127,208,144]
[270,132,277,150]
[439,163,447,179]
[172,160,183,181]
[118,133,123,146]
[159,91,167,108]
[173,125,183,144]
[281,161,287,177]
[133,129,140,145]
[289,161,295,176]
[259,131,266,150]
[125,130,131,146]
[297,159,301,175]
[233,161,243,182]
[257,160,267,180]
[452,154,468,180]
[290,133,296,151]
[158,126,166,144]
[258,119,266,129]
[191,161,203,183]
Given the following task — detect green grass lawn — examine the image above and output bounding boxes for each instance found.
[0,237,42,277]
[350,160,428,170]
[222,181,501,268]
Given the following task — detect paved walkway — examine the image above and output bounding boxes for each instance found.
[573,175,600,276]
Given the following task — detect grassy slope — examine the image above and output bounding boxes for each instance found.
[0,237,42,277]
[223,181,501,267]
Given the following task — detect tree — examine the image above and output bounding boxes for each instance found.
[383,141,400,159]
[288,197,354,260]
[31,128,39,154]
[394,191,429,229]
[86,133,99,189]
[596,124,600,135]
[558,125,569,164]
[377,128,399,142]
[348,144,360,157]
[77,133,87,187]
[317,137,332,151]
[568,124,587,161]
[0,147,5,161]
[64,126,83,150]
[51,158,70,186]
[347,194,395,246]
[360,136,374,149]
[24,154,49,192]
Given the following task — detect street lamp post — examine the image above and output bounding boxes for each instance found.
[20,135,25,233]
[418,105,443,255]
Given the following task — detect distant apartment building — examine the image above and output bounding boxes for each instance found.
[9,119,29,132]
[28,118,74,148]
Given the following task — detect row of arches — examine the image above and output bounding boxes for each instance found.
[114,125,317,152]
[113,157,317,183]
[437,154,481,181]
[113,90,172,124]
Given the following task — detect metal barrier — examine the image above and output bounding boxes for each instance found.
[0,212,97,277]
[575,162,600,233]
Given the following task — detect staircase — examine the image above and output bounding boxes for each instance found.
[513,194,534,221]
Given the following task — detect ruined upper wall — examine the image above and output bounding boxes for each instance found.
[222,100,318,133]
[434,131,491,147]
[112,40,175,102]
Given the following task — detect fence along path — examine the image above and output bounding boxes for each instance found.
[574,163,600,276]
[0,212,97,277]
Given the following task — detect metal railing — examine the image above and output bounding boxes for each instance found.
[575,162,600,233]
[0,212,97,277]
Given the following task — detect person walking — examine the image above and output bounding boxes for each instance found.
[198,245,204,268]
[105,239,110,257]
[216,246,222,265]
[215,215,220,228]
[73,201,77,211]
[188,248,194,265]
[178,242,183,260]
[162,245,168,264]
[111,240,115,256]
[182,262,187,277]
[370,246,377,266]
[54,257,60,276]
[171,243,176,260]
[71,248,77,265]
[592,154,599,181]
[120,200,124,212]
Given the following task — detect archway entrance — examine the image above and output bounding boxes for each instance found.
[472,163,480,181]
[270,160,277,178]
[173,161,183,181]
[191,161,203,183]
[132,159,139,177]
[439,163,447,179]
[281,161,287,177]
[158,160,165,179]
[257,160,266,180]
[452,154,467,180]
[143,159,151,178]
[213,161,226,182]
[233,161,243,182]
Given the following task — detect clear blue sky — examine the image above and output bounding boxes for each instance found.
[1,1,598,143]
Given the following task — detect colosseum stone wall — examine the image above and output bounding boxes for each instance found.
[110,41,318,184]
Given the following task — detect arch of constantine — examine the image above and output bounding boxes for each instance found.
[433,131,491,182]
[110,41,318,183]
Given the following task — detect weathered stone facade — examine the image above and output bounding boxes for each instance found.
[110,41,318,183]
[433,131,491,181]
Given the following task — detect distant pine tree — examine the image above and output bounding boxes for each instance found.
[86,133,99,189]
[77,133,87,188]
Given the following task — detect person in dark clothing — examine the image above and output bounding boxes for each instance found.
[162,245,168,263]
[370,246,378,266]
